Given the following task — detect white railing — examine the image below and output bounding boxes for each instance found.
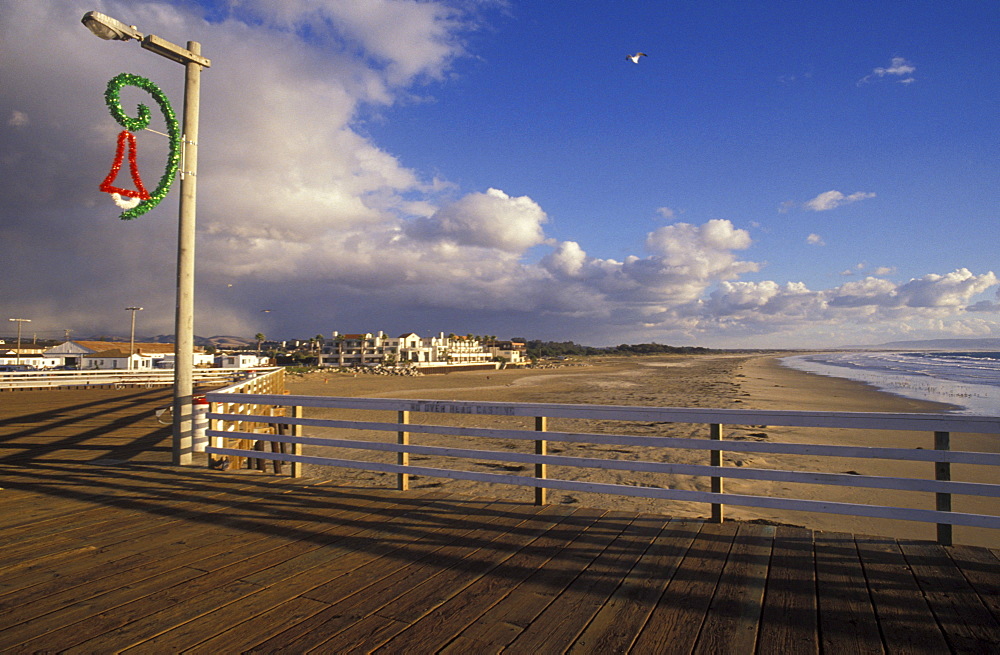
[0,368,273,391]
[204,394,1000,545]
[204,369,298,475]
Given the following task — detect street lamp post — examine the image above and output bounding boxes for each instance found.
[82,11,210,465]
[126,306,143,370]
[7,318,31,367]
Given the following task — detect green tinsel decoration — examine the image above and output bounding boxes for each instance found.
[103,73,181,220]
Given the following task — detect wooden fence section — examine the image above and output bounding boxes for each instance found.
[206,393,1000,546]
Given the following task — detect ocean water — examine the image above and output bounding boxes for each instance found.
[781,351,1000,416]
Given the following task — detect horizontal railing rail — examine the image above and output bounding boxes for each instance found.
[204,393,1000,545]
[0,367,275,391]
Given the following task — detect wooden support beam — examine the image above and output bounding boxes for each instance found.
[398,410,410,491]
[711,423,724,523]
[535,415,547,506]
[935,430,952,546]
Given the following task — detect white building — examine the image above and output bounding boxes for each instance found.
[43,341,208,370]
[82,349,152,370]
[319,331,524,368]
[216,353,271,368]
[0,349,44,368]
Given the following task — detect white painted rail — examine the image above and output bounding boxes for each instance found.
[0,368,273,391]
[204,393,1000,545]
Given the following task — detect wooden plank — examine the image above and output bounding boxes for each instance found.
[946,544,1000,624]
[62,579,262,653]
[368,506,589,652]
[900,540,1000,652]
[568,519,701,653]
[223,419,1000,468]
[374,505,576,627]
[143,495,481,653]
[251,499,541,651]
[1,491,446,648]
[755,526,818,655]
[692,523,773,655]
[0,479,338,596]
[0,495,387,628]
[855,536,950,653]
[179,596,329,655]
[500,512,663,652]
[437,507,613,652]
[629,521,736,651]
[228,392,1000,434]
[813,532,882,654]
[317,613,411,654]
[0,565,205,651]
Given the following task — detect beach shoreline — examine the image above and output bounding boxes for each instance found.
[285,353,997,547]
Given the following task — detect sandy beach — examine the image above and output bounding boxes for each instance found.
[285,354,998,547]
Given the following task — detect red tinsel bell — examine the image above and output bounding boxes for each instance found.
[100,130,151,200]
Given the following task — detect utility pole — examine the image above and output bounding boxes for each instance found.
[7,318,31,366]
[126,306,143,370]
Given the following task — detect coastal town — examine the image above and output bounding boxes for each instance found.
[0,331,527,371]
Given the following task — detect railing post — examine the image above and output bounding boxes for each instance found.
[207,399,220,469]
[398,410,410,491]
[934,431,952,546]
[291,405,303,478]
[535,415,547,505]
[710,423,724,523]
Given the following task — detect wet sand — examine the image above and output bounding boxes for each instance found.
[285,354,998,547]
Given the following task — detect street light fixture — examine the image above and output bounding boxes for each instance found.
[7,318,31,367]
[126,307,143,370]
[83,10,211,466]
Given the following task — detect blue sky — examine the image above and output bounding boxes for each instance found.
[1,1,998,348]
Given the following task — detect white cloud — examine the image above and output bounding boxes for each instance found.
[405,188,548,253]
[221,0,468,85]
[859,57,916,85]
[804,190,876,211]
[656,206,676,220]
[542,241,587,277]
[806,233,825,246]
[893,269,998,308]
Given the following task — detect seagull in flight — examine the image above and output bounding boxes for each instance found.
[626,52,647,64]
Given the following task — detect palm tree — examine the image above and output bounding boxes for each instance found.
[255,333,265,357]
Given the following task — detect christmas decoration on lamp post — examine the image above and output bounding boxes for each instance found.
[83,10,210,466]
[100,73,181,218]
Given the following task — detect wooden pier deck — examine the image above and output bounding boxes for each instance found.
[1,388,999,653]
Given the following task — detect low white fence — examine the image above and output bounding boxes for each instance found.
[0,368,270,391]
[201,369,298,474]
[204,393,1000,545]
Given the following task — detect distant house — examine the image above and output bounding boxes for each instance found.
[0,349,45,368]
[82,349,152,370]
[43,341,206,369]
[216,353,270,369]
[488,340,527,364]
